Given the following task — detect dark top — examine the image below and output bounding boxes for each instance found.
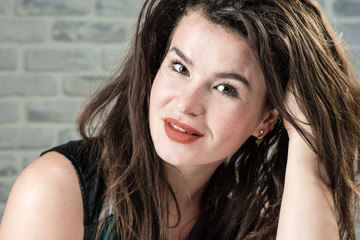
[41,140,208,239]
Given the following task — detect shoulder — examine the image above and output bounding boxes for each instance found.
[0,151,84,239]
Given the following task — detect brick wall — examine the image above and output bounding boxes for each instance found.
[0,0,359,235]
[0,0,142,216]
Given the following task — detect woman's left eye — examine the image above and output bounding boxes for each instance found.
[216,84,238,97]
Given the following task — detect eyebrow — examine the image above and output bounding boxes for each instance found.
[215,72,250,88]
[169,47,193,66]
[169,46,250,88]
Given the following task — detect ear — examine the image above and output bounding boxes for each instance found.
[252,108,279,137]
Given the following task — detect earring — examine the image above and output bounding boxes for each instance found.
[256,130,264,146]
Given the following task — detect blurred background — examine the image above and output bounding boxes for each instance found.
[0,0,359,235]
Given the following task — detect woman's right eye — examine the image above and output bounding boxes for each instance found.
[173,63,189,74]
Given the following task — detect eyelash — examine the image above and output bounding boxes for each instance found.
[168,58,239,98]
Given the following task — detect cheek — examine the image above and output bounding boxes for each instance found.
[149,78,164,116]
[149,71,175,136]
[149,78,162,146]
[209,104,261,145]
[150,71,174,109]
[215,112,248,142]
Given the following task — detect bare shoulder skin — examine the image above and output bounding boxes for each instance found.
[0,152,84,240]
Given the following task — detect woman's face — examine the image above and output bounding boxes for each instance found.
[149,10,276,168]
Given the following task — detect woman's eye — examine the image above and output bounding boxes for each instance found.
[173,63,188,74]
[216,84,238,97]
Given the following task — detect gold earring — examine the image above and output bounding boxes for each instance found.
[256,130,264,146]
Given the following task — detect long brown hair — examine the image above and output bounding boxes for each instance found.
[77,0,360,239]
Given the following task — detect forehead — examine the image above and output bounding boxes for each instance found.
[169,10,257,62]
[168,10,265,90]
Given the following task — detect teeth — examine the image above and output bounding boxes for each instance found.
[169,123,190,133]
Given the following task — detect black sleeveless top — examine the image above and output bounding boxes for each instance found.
[41,140,208,239]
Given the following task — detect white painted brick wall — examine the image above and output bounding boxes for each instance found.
[0,0,142,219]
[0,0,359,236]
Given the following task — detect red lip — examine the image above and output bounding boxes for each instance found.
[163,118,204,144]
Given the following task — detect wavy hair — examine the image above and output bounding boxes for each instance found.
[77,0,360,239]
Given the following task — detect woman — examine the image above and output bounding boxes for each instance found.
[0,0,359,239]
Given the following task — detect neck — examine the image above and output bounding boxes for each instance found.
[165,161,222,206]
[164,161,222,240]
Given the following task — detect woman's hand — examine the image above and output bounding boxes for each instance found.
[276,86,339,240]
[282,86,312,140]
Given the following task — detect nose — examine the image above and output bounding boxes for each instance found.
[175,84,206,116]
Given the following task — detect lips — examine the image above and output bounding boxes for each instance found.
[163,118,204,144]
